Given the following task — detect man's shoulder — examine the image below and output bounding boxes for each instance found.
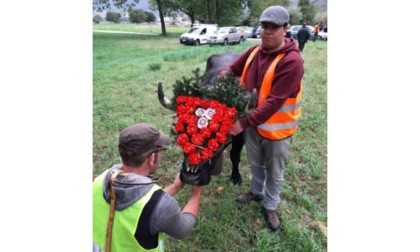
[155,191,180,210]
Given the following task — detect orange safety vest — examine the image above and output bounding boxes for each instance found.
[240,46,303,140]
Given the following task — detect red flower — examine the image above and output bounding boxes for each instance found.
[208,121,219,132]
[191,133,204,145]
[208,139,220,151]
[187,123,198,135]
[200,128,212,138]
[200,148,213,160]
[174,121,185,133]
[189,153,201,165]
[175,105,187,115]
[183,143,196,154]
[216,132,227,144]
[177,133,189,146]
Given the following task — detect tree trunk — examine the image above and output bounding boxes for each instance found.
[188,11,195,27]
[156,0,166,36]
[215,0,221,25]
[206,0,211,23]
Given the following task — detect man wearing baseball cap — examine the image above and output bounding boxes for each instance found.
[93,123,202,251]
[227,5,304,231]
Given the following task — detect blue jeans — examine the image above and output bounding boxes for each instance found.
[245,127,293,210]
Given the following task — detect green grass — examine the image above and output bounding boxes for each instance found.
[93,24,327,251]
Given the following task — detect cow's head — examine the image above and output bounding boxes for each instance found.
[156,52,256,186]
[157,81,256,186]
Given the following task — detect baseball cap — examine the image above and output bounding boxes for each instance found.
[259,6,289,26]
[119,123,169,156]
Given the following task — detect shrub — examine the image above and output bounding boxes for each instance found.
[93,14,102,24]
[129,9,146,24]
[145,11,156,23]
[106,11,121,23]
[148,63,162,71]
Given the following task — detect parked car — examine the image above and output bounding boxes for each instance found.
[318,31,328,40]
[179,24,218,46]
[252,26,261,38]
[236,26,253,38]
[208,26,247,46]
[289,25,313,40]
[288,25,327,41]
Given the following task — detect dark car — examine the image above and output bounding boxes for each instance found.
[251,26,261,38]
[289,25,314,40]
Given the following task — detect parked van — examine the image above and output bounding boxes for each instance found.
[180,24,218,46]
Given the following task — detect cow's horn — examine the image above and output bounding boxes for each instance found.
[158,82,172,109]
[245,88,257,114]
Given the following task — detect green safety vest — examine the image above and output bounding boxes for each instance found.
[93,171,164,252]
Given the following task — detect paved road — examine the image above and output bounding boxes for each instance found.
[93,30,158,35]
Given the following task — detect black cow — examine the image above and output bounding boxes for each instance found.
[158,51,255,186]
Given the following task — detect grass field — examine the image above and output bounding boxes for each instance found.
[93,23,327,252]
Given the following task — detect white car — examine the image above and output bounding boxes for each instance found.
[208,27,246,46]
[179,25,218,46]
[318,31,328,40]
[236,26,253,39]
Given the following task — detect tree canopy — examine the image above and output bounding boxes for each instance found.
[93,0,325,35]
[129,9,147,24]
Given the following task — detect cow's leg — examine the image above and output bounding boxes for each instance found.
[230,132,244,185]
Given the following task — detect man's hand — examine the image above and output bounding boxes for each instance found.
[172,172,184,192]
[229,120,244,136]
[164,172,184,196]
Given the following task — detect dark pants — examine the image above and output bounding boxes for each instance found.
[313,33,318,41]
[298,41,306,52]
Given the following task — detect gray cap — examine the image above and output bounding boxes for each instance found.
[259,6,289,26]
[119,123,169,156]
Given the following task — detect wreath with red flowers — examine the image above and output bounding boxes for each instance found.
[169,68,250,172]
[174,95,237,169]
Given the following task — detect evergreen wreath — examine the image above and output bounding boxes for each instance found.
[170,68,251,119]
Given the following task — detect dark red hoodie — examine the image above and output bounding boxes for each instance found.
[229,38,304,130]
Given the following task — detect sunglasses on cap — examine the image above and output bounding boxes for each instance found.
[147,145,168,158]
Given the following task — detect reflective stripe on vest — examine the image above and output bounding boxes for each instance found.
[240,46,303,140]
[93,171,164,252]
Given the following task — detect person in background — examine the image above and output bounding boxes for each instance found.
[226,5,304,231]
[297,22,311,52]
[93,123,202,252]
[285,24,292,38]
[319,22,324,33]
[313,22,320,42]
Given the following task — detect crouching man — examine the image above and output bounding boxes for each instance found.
[93,123,202,252]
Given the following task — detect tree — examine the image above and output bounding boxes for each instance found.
[313,4,327,24]
[93,0,140,12]
[106,11,121,23]
[145,11,157,22]
[287,5,302,25]
[150,0,201,26]
[129,8,147,24]
[246,0,290,26]
[93,14,103,24]
[298,0,315,24]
